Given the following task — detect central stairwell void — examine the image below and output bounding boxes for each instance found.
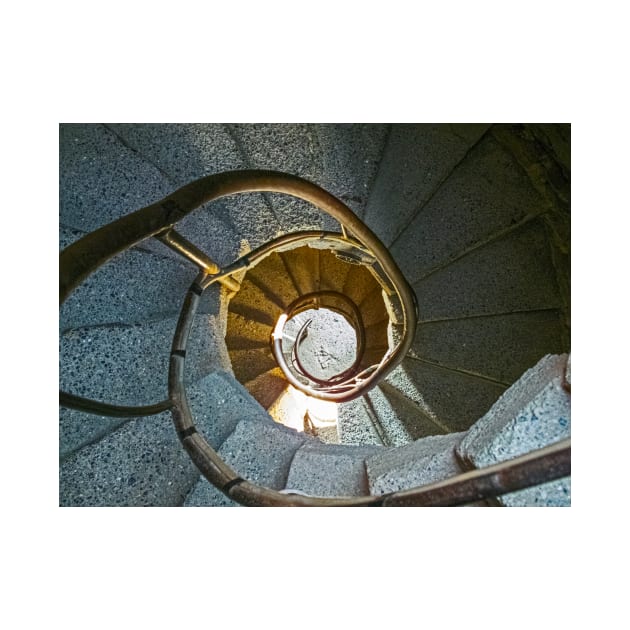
[59,123,571,506]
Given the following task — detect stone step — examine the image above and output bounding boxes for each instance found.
[284,442,384,497]
[60,411,197,506]
[225,311,272,348]
[337,397,386,446]
[60,370,273,506]
[365,385,423,445]
[363,123,490,246]
[60,314,230,457]
[409,310,566,386]
[411,220,562,322]
[107,123,281,249]
[456,353,571,507]
[243,368,289,410]
[184,419,310,506]
[229,347,278,384]
[390,132,547,282]
[245,253,300,309]
[366,431,467,496]
[384,359,506,435]
[279,247,321,295]
[228,278,283,327]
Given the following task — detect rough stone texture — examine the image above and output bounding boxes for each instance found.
[457,354,570,507]
[385,359,506,435]
[279,247,320,295]
[243,368,288,410]
[318,248,353,292]
[365,386,419,446]
[226,311,272,349]
[228,277,283,327]
[60,315,230,405]
[364,123,490,245]
[60,124,174,233]
[186,371,274,450]
[412,220,563,322]
[391,134,546,284]
[366,432,467,495]
[285,442,383,497]
[316,123,390,218]
[229,347,277,384]
[565,354,571,389]
[246,253,300,308]
[59,409,129,460]
[60,245,198,331]
[184,420,308,506]
[283,309,357,380]
[59,412,197,506]
[107,123,281,248]
[229,123,338,232]
[409,310,567,385]
[59,314,231,456]
[337,397,384,446]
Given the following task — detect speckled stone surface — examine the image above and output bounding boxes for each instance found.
[230,124,337,233]
[385,359,506,435]
[409,310,566,385]
[59,313,231,456]
[285,442,383,496]
[60,315,230,405]
[365,386,416,446]
[457,354,570,507]
[366,432,467,495]
[108,123,281,248]
[184,420,309,506]
[391,133,546,282]
[316,124,389,218]
[60,244,198,330]
[337,397,384,446]
[364,123,490,245]
[187,371,274,450]
[59,409,129,460]
[59,412,198,506]
[412,220,563,321]
[60,124,174,233]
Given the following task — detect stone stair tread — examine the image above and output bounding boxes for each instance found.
[226,312,272,347]
[187,370,274,450]
[246,253,300,309]
[279,247,320,295]
[411,220,563,321]
[338,397,385,446]
[363,123,490,246]
[60,314,230,456]
[385,359,506,435]
[390,132,546,282]
[184,419,311,506]
[456,354,570,507]
[366,431,467,496]
[229,347,277,384]
[409,310,566,386]
[285,442,384,497]
[107,123,281,248]
[365,385,420,445]
[229,278,284,324]
[59,411,198,506]
[243,368,288,410]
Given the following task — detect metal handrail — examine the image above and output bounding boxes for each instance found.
[60,170,570,506]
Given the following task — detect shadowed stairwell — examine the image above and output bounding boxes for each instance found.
[59,123,570,506]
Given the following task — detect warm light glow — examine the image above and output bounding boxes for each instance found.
[267,385,338,434]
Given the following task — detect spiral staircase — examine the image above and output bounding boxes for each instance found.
[59,123,571,506]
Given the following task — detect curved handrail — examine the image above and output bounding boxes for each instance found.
[60,170,417,414]
[60,170,570,506]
